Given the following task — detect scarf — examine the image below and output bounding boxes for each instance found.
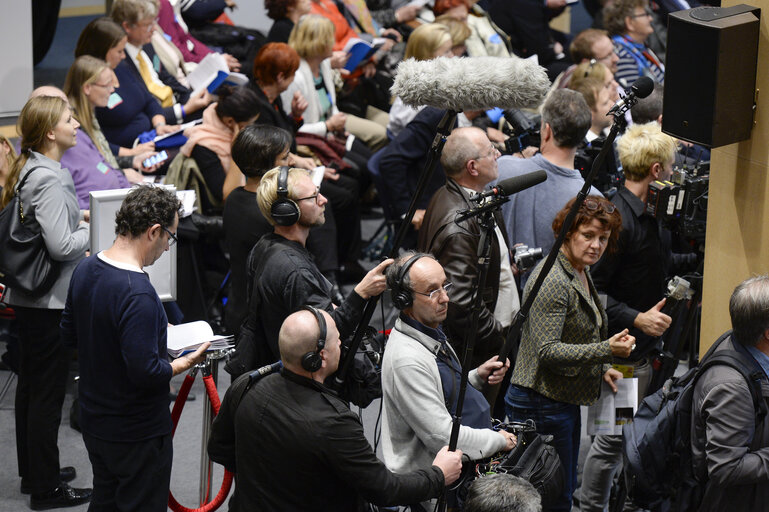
[180,103,235,172]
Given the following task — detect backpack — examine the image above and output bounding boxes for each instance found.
[622,331,768,511]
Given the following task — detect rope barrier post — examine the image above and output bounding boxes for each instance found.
[197,350,227,507]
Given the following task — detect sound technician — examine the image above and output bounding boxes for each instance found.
[208,307,463,511]
[225,166,393,377]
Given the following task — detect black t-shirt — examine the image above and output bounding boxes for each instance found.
[222,187,272,333]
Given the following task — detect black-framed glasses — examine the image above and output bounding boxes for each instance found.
[413,282,453,300]
[297,193,320,205]
[583,198,616,214]
[162,226,178,247]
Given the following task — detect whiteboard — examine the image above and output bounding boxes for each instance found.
[89,186,177,301]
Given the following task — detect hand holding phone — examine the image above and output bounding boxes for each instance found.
[143,150,168,169]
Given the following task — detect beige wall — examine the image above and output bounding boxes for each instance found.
[700,0,769,353]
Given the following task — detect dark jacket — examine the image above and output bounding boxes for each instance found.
[418,178,509,367]
[225,233,366,375]
[123,46,191,125]
[378,107,456,217]
[208,368,445,511]
[691,335,769,512]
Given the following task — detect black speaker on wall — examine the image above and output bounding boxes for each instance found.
[662,5,760,148]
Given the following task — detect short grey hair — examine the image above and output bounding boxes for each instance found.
[729,275,769,346]
[540,89,591,149]
[441,126,486,178]
[464,474,542,512]
[385,251,435,303]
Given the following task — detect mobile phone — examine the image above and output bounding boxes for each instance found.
[143,150,168,169]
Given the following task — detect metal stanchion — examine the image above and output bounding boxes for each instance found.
[197,350,228,506]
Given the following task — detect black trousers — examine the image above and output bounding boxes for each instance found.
[14,306,70,494]
[83,432,173,512]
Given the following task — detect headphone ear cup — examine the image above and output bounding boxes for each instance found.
[391,288,412,310]
[301,351,323,373]
[271,198,300,226]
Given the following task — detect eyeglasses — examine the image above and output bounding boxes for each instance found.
[476,145,499,160]
[413,282,453,300]
[162,226,178,247]
[583,198,616,214]
[630,8,653,18]
[297,193,321,205]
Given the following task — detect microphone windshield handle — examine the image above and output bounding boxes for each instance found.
[333,110,459,391]
[498,116,624,362]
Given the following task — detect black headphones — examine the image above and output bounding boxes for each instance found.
[390,254,423,310]
[300,305,327,373]
[270,166,301,226]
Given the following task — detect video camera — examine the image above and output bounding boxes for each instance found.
[500,109,541,155]
[646,163,709,245]
[574,137,624,196]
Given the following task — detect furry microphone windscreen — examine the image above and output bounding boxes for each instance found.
[391,56,551,112]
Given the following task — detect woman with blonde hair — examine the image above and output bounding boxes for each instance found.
[1,96,91,509]
[570,59,620,101]
[387,23,453,139]
[62,56,153,207]
[283,13,388,152]
[435,14,472,57]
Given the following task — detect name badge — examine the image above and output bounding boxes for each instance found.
[107,92,123,109]
[96,161,110,174]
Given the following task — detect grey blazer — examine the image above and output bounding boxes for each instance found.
[6,151,89,309]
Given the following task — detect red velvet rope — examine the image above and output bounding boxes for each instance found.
[168,372,234,512]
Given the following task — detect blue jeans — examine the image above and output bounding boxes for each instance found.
[505,385,581,512]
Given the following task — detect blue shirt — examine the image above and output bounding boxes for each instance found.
[746,345,769,380]
[61,253,173,442]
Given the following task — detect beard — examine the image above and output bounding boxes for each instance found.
[298,211,325,228]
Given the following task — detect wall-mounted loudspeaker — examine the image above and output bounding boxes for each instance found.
[663,5,760,148]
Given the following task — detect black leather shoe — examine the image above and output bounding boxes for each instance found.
[30,483,92,510]
[21,467,77,494]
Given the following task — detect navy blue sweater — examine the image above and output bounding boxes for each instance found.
[61,254,172,442]
[95,60,164,151]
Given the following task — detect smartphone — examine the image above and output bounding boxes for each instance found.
[143,150,168,169]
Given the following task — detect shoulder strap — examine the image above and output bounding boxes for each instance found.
[695,347,768,421]
[15,166,45,194]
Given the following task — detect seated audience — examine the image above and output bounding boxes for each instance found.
[387,23,453,139]
[554,28,619,89]
[283,14,389,152]
[62,57,153,208]
[179,85,260,214]
[75,17,158,164]
[435,13,473,56]
[265,0,312,43]
[156,0,241,71]
[434,0,514,58]
[111,0,211,126]
[603,0,664,87]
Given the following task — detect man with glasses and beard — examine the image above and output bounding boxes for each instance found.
[226,166,393,376]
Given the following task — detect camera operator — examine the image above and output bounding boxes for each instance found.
[418,127,520,407]
[208,308,463,511]
[224,166,393,376]
[381,252,517,510]
[497,89,603,267]
[579,122,690,512]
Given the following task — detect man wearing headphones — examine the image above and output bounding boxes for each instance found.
[381,252,517,509]
[225,166,393,376]
[209,308,463,511]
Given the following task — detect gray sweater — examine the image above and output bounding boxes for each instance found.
[6,151,89,309]
[381,318,507,475]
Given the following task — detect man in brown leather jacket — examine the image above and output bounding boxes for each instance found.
[418,126,520,407]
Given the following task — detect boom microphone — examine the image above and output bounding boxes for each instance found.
[470,170,548,202]
[392,56,551,112]
[608,76,655,115]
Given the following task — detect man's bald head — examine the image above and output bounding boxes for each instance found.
[28,86,69,104]
[279,309,335,369]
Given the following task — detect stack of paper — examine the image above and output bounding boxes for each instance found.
[167,320,234,358]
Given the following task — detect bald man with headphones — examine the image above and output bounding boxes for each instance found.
[225,166,394,377]
[210,307,463,511]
